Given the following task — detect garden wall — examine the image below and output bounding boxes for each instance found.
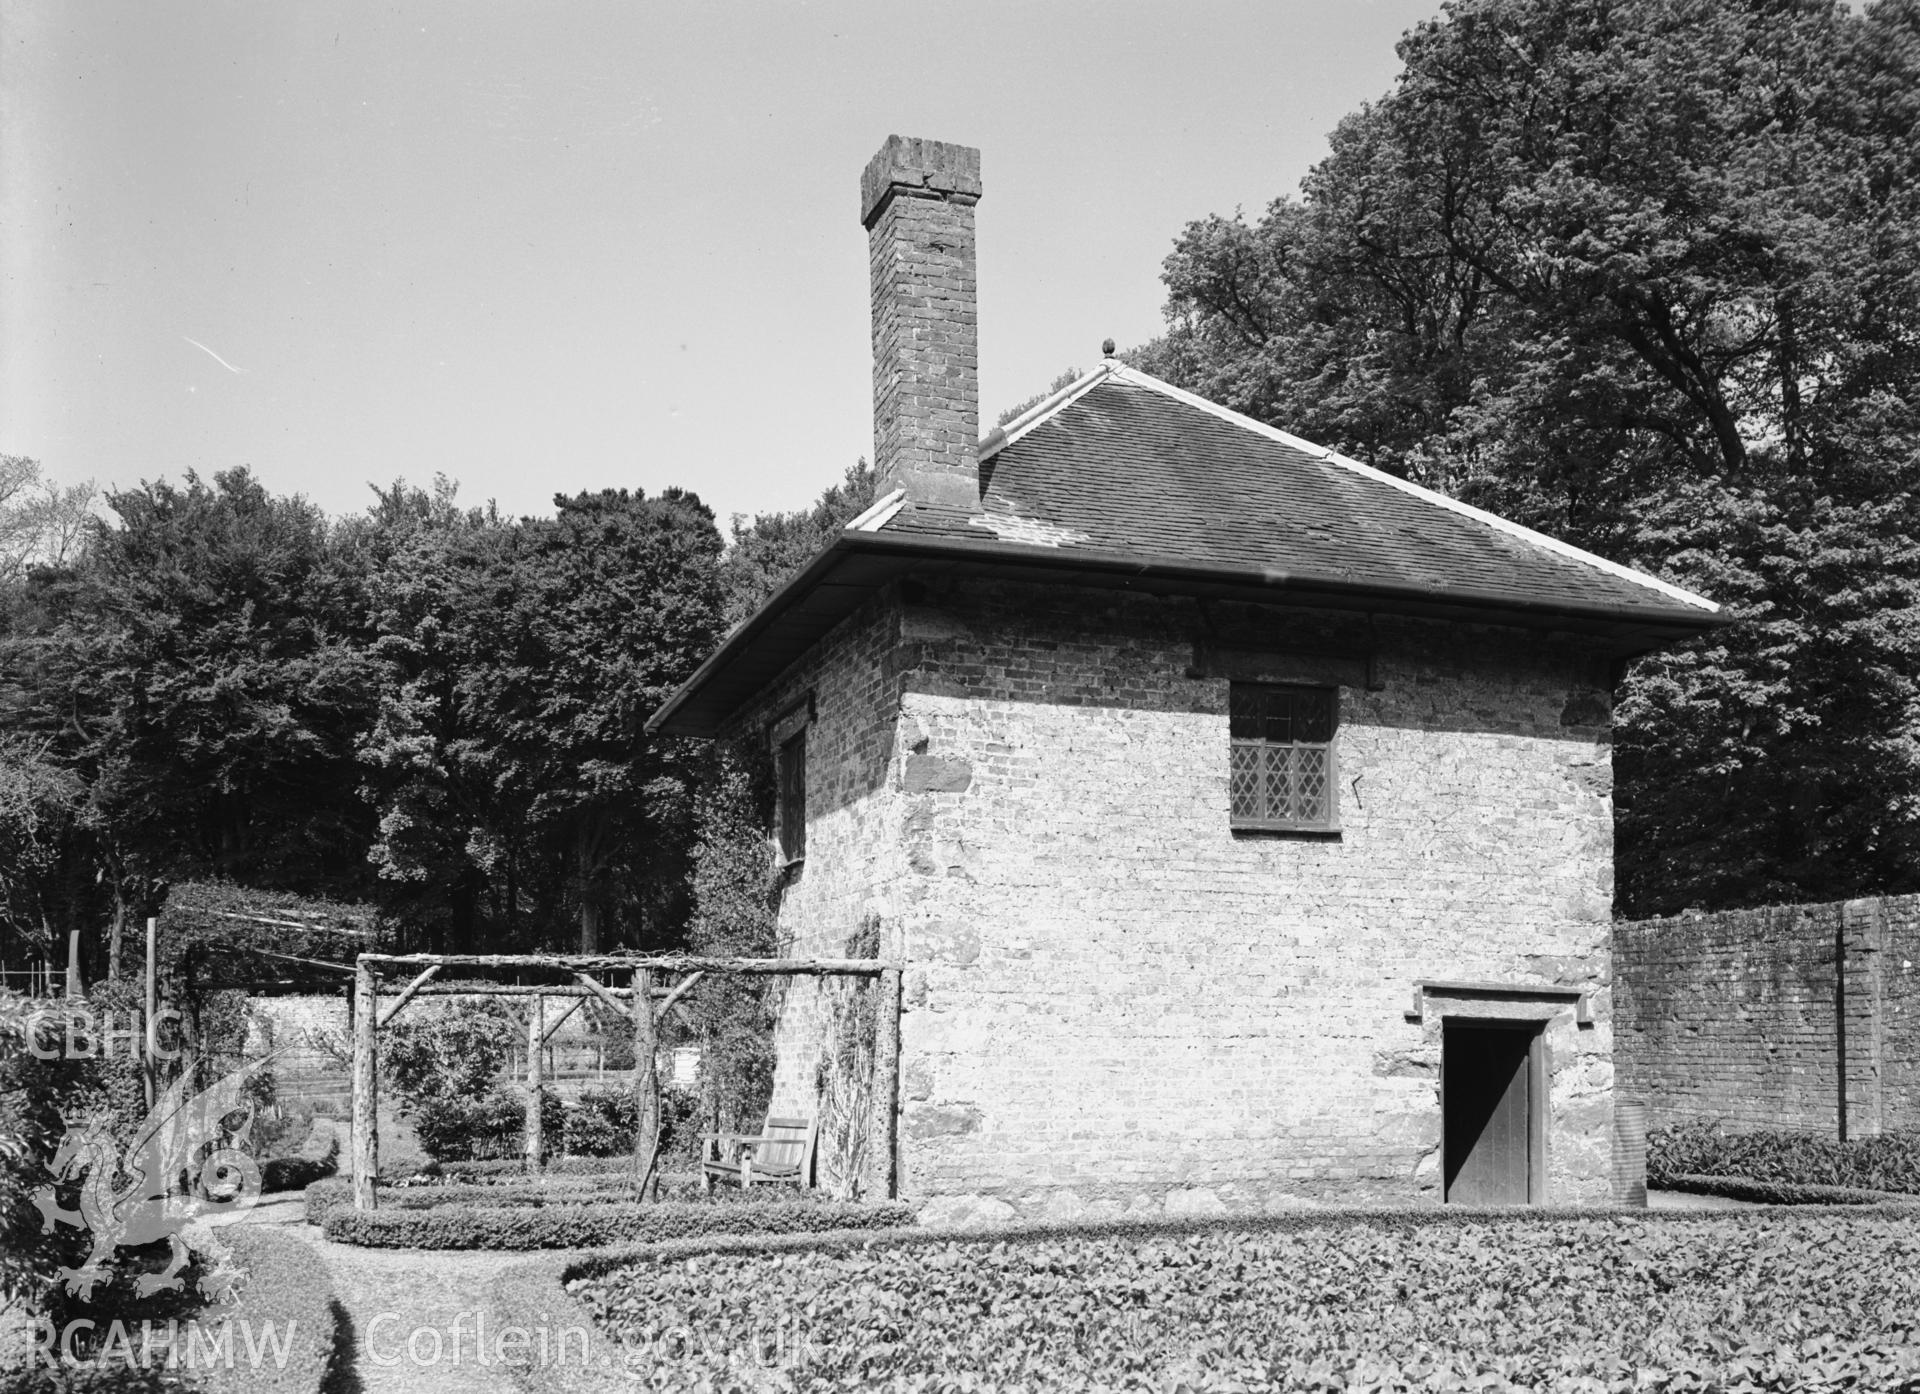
[1615,895,1920,1136]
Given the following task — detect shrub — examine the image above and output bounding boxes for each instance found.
[564,1087,636,1156]
[569,1210,1920,1391]
[260,1117,339,1195]
[323,1196,911,1250]
[1648,1120,1920,1193]
[413,1088,565,1162]
[381,998,514,1108]
[261,1155,336,1196]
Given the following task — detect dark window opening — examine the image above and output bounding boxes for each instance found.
[777,729,807,864]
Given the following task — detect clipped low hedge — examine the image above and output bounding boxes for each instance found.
[358,1176,643,1212]
[302,1170,718,1224]
[195,1227,340,1394]
[303,1177,353,1225]
[430,1155,635,1181]
[1648,1120,1920,1193]
[1656,1171,1915,1207]
[568,1208,1920,1392]
[323,1196,913,1250]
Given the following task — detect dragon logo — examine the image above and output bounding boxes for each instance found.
[31,1055,275,1304]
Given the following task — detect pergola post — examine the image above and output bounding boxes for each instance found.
[351,958,378,1211]
[631,967,659,1196]
[525,994,545,1172]
[865,966,903,1200]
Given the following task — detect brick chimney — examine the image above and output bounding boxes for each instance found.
[860,135,982,511]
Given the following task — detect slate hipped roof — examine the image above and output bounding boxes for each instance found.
[648,362,1726,737]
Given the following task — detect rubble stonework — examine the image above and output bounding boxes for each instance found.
[741,577,1619,1211]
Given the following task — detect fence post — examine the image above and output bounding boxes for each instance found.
[631,969,659,1197]
[352,959,378,1211]
[144,918,158,1109]
[865,967,903,1201]
[526,994,546,1172]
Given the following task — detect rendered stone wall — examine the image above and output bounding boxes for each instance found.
[747,576,1622,1214]
[1615,895,1920,1135]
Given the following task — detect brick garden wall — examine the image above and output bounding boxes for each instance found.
[1615,896,1920,1135]
[743,576,1626,1215]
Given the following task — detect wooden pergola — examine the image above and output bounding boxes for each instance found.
[350,952,903,1210]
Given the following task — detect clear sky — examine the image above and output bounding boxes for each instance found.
[2,0,1445,532]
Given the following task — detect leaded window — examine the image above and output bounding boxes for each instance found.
[1229,683,1337,830]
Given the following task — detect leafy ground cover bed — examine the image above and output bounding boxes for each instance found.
[323,1195,911,1250]
[1649,1120,1920,1193]
[569,1210,1920,1392]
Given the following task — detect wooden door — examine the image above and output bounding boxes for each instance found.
[1443,1023,1537,1205]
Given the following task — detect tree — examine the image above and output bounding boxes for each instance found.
[357,478,525,949]
[2,469,381,922]
[0,736,87,974]
[510,488,725,950]
[360,484,726,951]
[1137,0,1920,915]
[0,456,94,581]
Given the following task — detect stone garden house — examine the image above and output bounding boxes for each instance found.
[648,136,1728,1216]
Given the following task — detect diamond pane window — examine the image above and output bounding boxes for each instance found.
[1229,684,1338,830]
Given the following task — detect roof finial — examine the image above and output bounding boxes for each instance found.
[1101,338,1116,358]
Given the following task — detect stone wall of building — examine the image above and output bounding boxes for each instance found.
[879,580,1618,1214]
[1615,895,1920,1135]
[722,589,909,1188]
[749,576,1623,1214]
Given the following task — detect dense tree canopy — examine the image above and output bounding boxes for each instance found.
[1137,0,1920,915]
[0,468,738,973]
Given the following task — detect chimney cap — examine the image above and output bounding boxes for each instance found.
[860,135,982,228]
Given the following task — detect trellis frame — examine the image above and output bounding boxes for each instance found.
[349,952,904,1211]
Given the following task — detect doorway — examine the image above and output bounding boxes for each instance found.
[1442,1021,1543,1205]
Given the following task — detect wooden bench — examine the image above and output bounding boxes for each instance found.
[701,1115,817,1190]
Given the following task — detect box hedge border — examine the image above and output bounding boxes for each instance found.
[322,1196,914,1250]
[427,1155,635,1181]
[302,1171,719,1224]
[1651,1171,1920,1207]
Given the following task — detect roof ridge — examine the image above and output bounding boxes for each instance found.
[978,362,1116,463]
[1102,362,1721,615]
